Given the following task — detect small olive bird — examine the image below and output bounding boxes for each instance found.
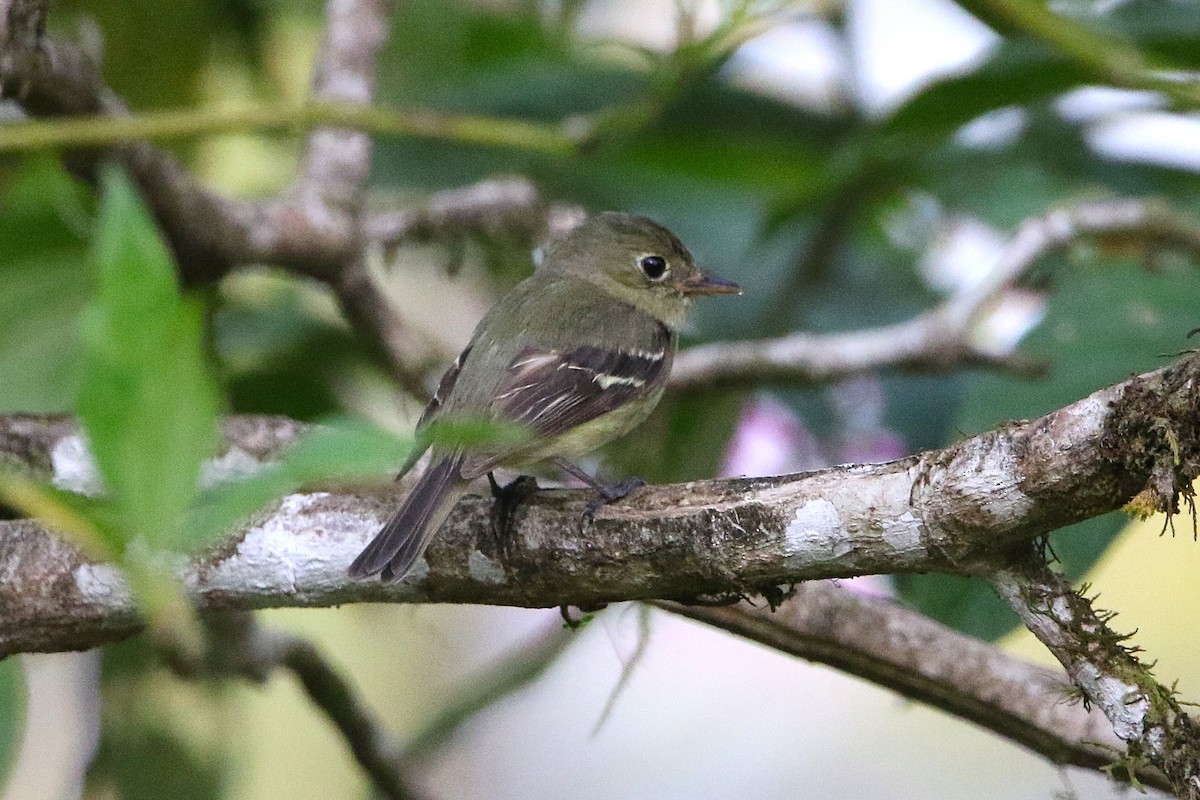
[349,212,740,582]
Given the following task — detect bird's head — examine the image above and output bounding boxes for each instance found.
[540,212,740,327]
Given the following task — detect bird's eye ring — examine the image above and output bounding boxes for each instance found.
[638,255,668,281]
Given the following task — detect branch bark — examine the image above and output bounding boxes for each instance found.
[992,558,1200,797]
[657,582,1172,794]
[671,199,1200,390]
[1,351,1196,656]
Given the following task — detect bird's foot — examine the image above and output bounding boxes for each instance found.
[552,457,646,521]
[582,476,646,521]
[487,472,539,542]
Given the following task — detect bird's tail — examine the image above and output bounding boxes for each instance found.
[348,454,467,582]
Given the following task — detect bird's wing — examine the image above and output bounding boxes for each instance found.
[460,332,671,480]
[395,344,474,480]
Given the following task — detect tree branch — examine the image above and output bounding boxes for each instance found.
[992,557,1200,797]
[171,611,424,800]
[364,177,584,248]
[656,582,1172,794]
[1,350,1196,655]
[670,198,1200,390]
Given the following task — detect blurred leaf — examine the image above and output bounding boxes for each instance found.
[0,657,25,794]
[215,274,368,420]
[87,636,225,800]
[0,158,95,412]
[77,167,220,550]
[53,0,256,111]
[0,475,121,559]
[894,572,1019,642]
[186,418,408,548]
[424,417,528,450]
[960,256,1200,429]
[608,389,745,484]
[880,41,1087,143]
[894,513,1125,641]
[89,724,223,800]
[1111,0,1200,66]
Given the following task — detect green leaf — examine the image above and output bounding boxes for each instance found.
[879,41,1088,143]
[89,724,223,800]
[185,418,409,548]
[0,657,26,794]
[76,167,220,550]
[894,514,1125,641]
[0,158,95,412]
[894,573,1019,642]
[0,475,124,559]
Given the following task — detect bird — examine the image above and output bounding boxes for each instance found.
[348,212,740,582]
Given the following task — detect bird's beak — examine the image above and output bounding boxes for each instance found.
[679,271,741,296]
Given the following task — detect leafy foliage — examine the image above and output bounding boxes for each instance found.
[0,658,25,795]
[77,167,222,551]
[0,159,95,413]
[2,9,1200,797]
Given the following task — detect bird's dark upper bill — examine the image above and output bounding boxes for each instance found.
[680,272,741,296]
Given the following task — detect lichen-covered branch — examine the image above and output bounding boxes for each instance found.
[1,351,1196,657]
[670,199,1200,390]
[992,558,1200,798]
[657,582,1172,794]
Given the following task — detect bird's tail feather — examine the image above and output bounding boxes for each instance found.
[348,454,466,582]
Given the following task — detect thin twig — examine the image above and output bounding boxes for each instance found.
[169,612,424,800]
[671,197,1200,390]
[401,619,577,762]
[952,0,1200,110]
[0,102,575,157]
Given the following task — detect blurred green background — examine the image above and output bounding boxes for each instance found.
[2,0,1199,798]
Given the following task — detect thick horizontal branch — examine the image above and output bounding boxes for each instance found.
[658,582,1171,794]
[671,198,1200,390]
[0,351,1196,657]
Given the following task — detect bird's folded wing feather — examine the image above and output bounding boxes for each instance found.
[460,337,670,480]
[394,344,473,480]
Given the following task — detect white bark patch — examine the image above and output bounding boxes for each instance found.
[881,511,922,554]
[1081,666,1150,742]
[200,447,269,488]
[784,498,850,566]
[72,563,132,610]
[468,550,506,584]
[51,435,102,497]
[194,492,380,601]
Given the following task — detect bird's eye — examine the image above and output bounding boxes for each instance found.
[638,255,668,281]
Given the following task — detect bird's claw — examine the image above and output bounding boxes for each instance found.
[488,473,539,542]
[582,476,646,521]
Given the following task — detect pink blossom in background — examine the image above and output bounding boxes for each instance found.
[722,390,897,598]
[830,375,908,465]
[720,394,825,478]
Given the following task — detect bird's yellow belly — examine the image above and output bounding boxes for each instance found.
[514,386,663,466]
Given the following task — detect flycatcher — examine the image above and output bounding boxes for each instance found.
[349,212,740,582]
